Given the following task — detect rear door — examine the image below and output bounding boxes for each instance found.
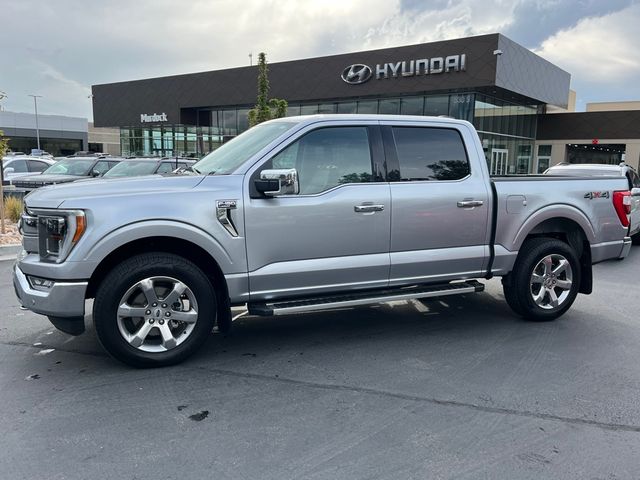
[244,122,391,300]
[382,121,491,286]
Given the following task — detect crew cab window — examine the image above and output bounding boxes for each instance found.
[391,127,470,181]
[28,160,49,173]
[265,127,373,195]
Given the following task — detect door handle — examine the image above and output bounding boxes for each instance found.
[457,200,484,208]
[354,204,385,213]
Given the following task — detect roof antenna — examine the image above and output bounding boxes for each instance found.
[249,53,253,66]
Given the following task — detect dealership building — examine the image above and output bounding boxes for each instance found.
[92,33,640,173]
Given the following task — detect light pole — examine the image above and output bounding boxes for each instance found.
[28,94,43,151]
[0,91,7,111]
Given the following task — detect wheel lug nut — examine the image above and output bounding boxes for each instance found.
[161,303,167,308]
[152,302,157,307]
[165,312,171,317]
[159,319,165,325]
[146,310,151,315]
[149,319,154,324]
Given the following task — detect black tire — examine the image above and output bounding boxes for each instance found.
[94,252,217,367]
[503,237,581,322]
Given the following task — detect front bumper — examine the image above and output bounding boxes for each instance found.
[13,264,88,318]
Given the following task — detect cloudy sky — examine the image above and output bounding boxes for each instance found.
[1,0,639,119]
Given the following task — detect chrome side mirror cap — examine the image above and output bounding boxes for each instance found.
[256,168,299,196]
[631,187,640,197]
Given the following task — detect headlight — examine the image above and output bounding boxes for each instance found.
[33,209,86,263]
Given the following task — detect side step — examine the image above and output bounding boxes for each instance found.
[247,280,484,316]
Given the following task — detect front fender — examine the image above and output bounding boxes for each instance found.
[81,220,240,274]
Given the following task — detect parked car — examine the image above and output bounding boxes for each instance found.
[101,157,196,178]
[1,155,56,185]
[545,162,640,242]
[12,156,121,191]
[14,115,633,367]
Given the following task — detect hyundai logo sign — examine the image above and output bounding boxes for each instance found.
[341,54,466,85]
[341,64,373,85]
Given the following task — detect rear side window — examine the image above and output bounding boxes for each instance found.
[7,159,28,173]
[28,160,50,173]
[391,127,470,181]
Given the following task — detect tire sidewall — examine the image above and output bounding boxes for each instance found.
[94,253,216,367]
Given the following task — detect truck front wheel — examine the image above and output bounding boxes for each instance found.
[94,252,216,367]
[503,237,581,322]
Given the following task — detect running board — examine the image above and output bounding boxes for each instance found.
[247,280,484,316]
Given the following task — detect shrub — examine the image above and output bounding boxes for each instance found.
[3,195,23,223]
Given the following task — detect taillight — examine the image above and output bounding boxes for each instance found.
[613,190,631,227]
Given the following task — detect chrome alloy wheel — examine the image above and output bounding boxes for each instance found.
[529,254,573,310]
[116,276,199,353]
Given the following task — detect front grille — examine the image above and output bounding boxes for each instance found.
[15,181,41,189]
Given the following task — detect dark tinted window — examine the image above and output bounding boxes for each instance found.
[391,127,470,181]
[28,160,50,173]
[7,159,28,172]
[265,127,373,195]
[93,161,112,175]
[156,162,176,174]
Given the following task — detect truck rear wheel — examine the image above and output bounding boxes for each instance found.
[94,252,216,367]
[503,237,581,322]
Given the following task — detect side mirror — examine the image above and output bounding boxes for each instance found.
[91,169,101,177]
[631,187,640,197]
[255,168,299,196]
[4,167,14,175]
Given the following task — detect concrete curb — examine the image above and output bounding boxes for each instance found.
[0,244,21,256]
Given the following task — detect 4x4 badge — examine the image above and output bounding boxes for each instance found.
[584,191,610,199]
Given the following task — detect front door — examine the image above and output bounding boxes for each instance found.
[383,122,491,286]
[491,148,508,176]
[244,124,391,301]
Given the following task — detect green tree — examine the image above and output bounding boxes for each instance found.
[0,130,10,233]
[247,52,288,127]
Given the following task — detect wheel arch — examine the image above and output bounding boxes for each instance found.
[516,215,593,294]
[85,236,232,329]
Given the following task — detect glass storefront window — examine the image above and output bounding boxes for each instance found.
[286,105,301,117]
[237,108,250,132]
[378,98,399,115]
[318,103,336,114]
[222,110,237,135]
[400,96,424,115]
[424,95,449,116]
[357,100,378,114]
[300,104,318,115]
[337,101,357,114]
[449,94,474,122]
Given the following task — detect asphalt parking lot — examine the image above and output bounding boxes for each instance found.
[1,248,639,480]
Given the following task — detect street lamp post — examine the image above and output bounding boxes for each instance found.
[28,94,43,151]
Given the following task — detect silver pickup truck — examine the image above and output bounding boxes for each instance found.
[14,115,633,367]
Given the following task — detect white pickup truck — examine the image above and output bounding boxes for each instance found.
[14,115,633,367]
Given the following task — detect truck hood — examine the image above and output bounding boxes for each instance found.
[25,174,206,208]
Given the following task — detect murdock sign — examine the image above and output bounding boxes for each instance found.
[140,112,168,123]
[341,54,466,85]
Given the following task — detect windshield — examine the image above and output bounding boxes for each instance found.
[194,122,296,174]
[44,158,95,176]
[104,161,158,177]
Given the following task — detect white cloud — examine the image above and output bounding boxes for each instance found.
[534,3,640,104]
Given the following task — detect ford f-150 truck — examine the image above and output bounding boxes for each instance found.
[14,115,633,367]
